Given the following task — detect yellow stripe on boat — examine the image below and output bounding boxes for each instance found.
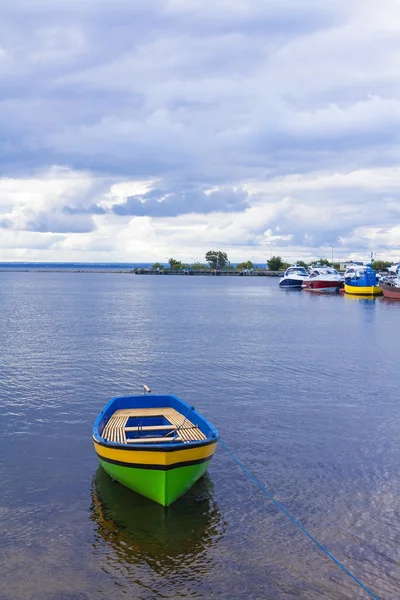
[344,284,382,296]
[94,438,217,467]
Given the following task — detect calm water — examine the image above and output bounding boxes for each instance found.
[0,274,399,600]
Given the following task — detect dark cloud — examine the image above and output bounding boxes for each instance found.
[63,203,106,215]
[0,0,350,182]
[113,187,250,217]
[25,211,95,233]
[0,217,12,228]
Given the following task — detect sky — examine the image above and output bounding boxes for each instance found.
[1,0,400,264]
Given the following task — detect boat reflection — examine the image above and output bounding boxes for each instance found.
[343,294,378,304]
[343,293,378,323]
[90,466,225,575]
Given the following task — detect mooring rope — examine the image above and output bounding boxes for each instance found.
[218,437,380,600]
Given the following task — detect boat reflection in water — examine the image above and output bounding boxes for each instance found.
[90,466,225,578]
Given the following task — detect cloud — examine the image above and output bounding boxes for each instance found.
[25,210,95,233]
[63,203,106,215]
[1,0,400,261]
[113,187,250,217]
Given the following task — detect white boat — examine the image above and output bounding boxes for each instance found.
[302,267,343,293]
[279,266,308,288]
[387,263,400,276]
[379,263,400,286]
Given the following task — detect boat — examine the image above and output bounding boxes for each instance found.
[302,266,343,293]
[387,262,400,276]
[93,393,218,506]
[381,273,400,299]
[380,263,400,286]
[344,265,382,296]
[279,265,308,288]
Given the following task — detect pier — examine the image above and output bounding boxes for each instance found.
[134,268,283,276]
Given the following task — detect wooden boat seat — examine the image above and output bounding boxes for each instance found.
[126,436,183,443]
[102,407,206,444]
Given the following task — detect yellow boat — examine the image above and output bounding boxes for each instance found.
[344,265,382,296]
[344,284,382,296]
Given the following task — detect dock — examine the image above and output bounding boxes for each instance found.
[134,269,283,277]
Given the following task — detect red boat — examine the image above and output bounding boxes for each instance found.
[302,267,343,293]
[381,281,400,299]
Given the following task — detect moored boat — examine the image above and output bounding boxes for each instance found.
[302,267,343,293]
[344,265,382,296]
[387,262,400,276]
[279,265,308,288]
[93,394,218,506]
[381,273,400,299]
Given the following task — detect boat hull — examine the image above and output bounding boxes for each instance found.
[302,281,342,292]
[381,284,400,299]
[279,278,304,288]
[344,284,382,296]
[97,455,213,506]
[93,433,217,506]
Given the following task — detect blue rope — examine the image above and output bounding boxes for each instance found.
[217,437,380,600]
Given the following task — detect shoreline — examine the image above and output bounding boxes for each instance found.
[0,268,283,276]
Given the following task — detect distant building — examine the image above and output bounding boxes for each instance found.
[339,261,364,271]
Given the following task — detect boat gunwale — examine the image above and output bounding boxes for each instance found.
[92,394,218,452]
[94,449,215,470]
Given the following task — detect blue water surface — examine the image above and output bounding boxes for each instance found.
[0,273,399,600]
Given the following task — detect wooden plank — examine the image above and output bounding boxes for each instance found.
[113,408,175,417]
[115,416,122,444]
[119,416,125,444]
[125,425,177,432]
[101,407,206,443]
[121,416,128,444]
[125,436,182,443]
[165,413,205,442]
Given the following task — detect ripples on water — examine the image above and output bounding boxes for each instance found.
[0,273,399,599]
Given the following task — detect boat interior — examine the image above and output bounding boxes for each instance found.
[101,407,207,445]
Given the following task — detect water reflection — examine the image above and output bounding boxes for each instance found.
[343,294,378,303]
[90,467,225,576]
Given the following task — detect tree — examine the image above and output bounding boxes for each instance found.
[205,251,229,269]
[310,258,331,267]
[236,261,254,271]
[152,262,164,270]
[168,258,184,270]
[267,256,284,271]
[371,260,392,271]
[192,262,206,271]
[296,260,308,268]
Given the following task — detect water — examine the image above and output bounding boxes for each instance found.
[0,261,150,271]
[0,273,399,600]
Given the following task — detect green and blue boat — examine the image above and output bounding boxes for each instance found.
[93,394,218,506]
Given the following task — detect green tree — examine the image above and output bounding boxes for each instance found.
[236,261,254,270]
[371,260,392,271]
[296,260,308,268]
[168,258,184,270]
[205,250,229,269]
[267,256,284,271]
[152,262,164,270]
[333,262,341,271]
[310,258,331,267]
[192,262,207,271]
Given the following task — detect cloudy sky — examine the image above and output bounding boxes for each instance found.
[1,0,400,264]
